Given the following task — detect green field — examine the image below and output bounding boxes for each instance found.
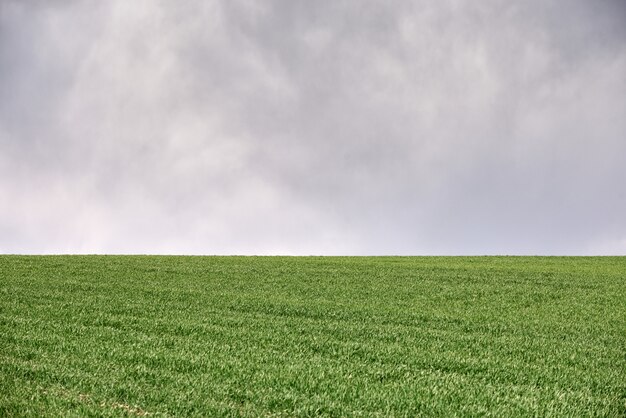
[1,256,624,416]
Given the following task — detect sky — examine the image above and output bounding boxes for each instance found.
[1,0,625,255]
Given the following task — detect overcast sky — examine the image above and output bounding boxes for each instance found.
[1,0,625,255]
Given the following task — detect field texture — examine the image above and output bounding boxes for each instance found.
[0,256,624,416]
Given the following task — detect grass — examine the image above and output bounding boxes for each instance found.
[0,256,624,416]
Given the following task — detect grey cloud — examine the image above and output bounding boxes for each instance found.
[1,0,625,254]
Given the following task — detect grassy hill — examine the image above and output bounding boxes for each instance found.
[1,256,624,416]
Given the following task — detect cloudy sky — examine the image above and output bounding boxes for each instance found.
[1,0,625,255]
